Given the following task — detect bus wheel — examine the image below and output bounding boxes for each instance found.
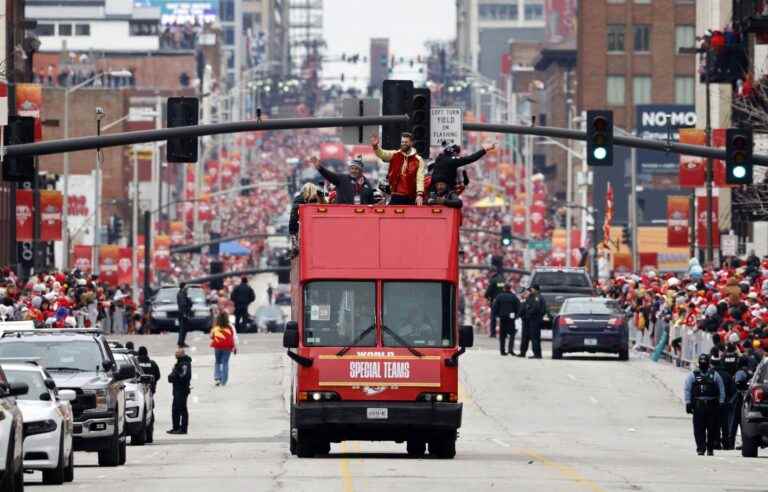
[406,440,426,457]
[429,432,456,459]
[289,436,298,455]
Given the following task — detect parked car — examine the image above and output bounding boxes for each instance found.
[0,364,27,492]
[149,285,213,333]
[112,350,155,446]
[253,305,286,333]
[551,297,629,360]
[741,358,768,457]
[0,328,135,467]
[3,361,75,484]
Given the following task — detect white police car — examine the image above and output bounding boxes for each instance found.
[0,364,27,491]
[3,362,75,485]
[113,352,155,445]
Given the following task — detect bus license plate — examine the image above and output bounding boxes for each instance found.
[584,338,598,346]
[366,408,388,420]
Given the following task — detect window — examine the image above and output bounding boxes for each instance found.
[633,76,652,104]
[303,281,376,347]
[58,23,72,36]
[634,25,650,52]
[524,1,544,21]
[35,23,54,36]
[130,20,159,36]
[675,76,694,104]
[478,3,519,20]
[675,25,695,52]
[382,282,454,348]
[224,27,235,45]
[220,0,235,21]
[607,76,626,105]
[75,24,90,36]
[607,25,625,52]
[0,340,104,372]
[561,299,622,316]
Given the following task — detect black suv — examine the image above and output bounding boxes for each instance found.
[528,268,595,329]
[0,329,135,467]
[149,284,213,333]
[741,358,768,457]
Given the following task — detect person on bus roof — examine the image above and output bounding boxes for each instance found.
[427,175,463,209]
[289,182,326,236]
[370,132,425,206]
[429,141,495,193]
[310,155,375,205]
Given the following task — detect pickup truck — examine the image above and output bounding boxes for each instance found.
[0,328,135,467]
[528,268,595,330]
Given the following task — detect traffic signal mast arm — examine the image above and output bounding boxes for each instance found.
[3,116,763,164]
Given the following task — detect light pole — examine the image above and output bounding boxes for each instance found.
[93,107,105,275]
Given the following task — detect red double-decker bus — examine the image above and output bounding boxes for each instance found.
[283,204,473,459]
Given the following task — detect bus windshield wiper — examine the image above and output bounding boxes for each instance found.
[382,325,423,357]
[336,325,375,356]
[45,366,85,372]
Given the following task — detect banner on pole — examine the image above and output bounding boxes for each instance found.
[15,189,33,241]
[666,195,689,247]
[40,190,63,241]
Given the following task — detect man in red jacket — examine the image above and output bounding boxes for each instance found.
[371,132,425,205]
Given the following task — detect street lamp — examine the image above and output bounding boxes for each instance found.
[92,107,105,275]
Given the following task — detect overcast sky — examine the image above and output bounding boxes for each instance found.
[321,0,457,90]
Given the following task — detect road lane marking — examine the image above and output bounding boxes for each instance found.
[339,442,354,492]
[524,449,606,492]
[491,438,510,448]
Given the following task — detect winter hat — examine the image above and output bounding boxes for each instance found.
[31,296,43,309]
[348,159,364,170]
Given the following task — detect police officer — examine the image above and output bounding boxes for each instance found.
[729,355,753,448]
[136,346,161,394]
[491,284,521,356]
[176,283,192,348]
[167,348,192,435]
[484,270,506,337]
[711,350,737,450]
[684,353,726,455]
[519,284,547,359]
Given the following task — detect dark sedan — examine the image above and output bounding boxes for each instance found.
[149,285,212,333]
[741,359,768,458]
[552,297,629,360]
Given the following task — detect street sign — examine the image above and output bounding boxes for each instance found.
[528,240,552,251]
[341,98,380,145]
[430,107,462,146]
[721,234,737,256]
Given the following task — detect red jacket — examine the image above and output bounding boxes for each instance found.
[374,146,425,199]
[210,326,235,351]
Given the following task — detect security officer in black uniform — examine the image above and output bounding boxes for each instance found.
[136,346,161,394]
[491,284,521,356]
[519,284,547,359]
[711,350,737,450]
[484,270,506,337]
[167,348,192,435]
[684,353,726,455]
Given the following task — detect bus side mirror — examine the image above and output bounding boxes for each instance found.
[459,325,474,348]
[283,321,299,348]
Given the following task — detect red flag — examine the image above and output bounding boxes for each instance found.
[40,190,63,241]
[99,245,120,287]
[696,196,720,248]
[667,196,690,247]
[15,190,33,241]
[154,235,171,271]
[117,247,133,286]
[603,183,614,247]
[512,204,526,236]
[679,129,706,187]
[72,245,93,273]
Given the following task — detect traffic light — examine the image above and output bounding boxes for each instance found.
[2,116,35,182]
[725,128,753,185]
[621,226,632,248]
[240,177,252,196]
[210,260,224,290]
[500,225,512,247]
[381,79,413,149]
[586,110,613,166]
[410,88,431,158]
[166,97,199,163]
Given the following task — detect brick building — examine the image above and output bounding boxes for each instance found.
[577,0,696,131]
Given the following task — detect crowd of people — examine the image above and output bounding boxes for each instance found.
[160,21,208,50]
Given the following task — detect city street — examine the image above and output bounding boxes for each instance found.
[27,333,763,492]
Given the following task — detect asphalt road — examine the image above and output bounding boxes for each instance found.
[31,332,766,492]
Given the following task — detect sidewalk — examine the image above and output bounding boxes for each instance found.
[631,347,690,403]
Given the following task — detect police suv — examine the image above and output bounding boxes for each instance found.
[0,364,27,492]
[113,350,155,445]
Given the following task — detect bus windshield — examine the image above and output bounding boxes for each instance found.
[303,281,376,347]
[382,282,454,348]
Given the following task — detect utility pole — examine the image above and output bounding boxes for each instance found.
[524,133,533,270]
[93,107,105,275]
[565,106,573,267]
[705,70,714,265]
[630,146,638,272]
[131,146,139,304]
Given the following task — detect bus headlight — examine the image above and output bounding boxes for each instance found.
[417,392,456,402]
